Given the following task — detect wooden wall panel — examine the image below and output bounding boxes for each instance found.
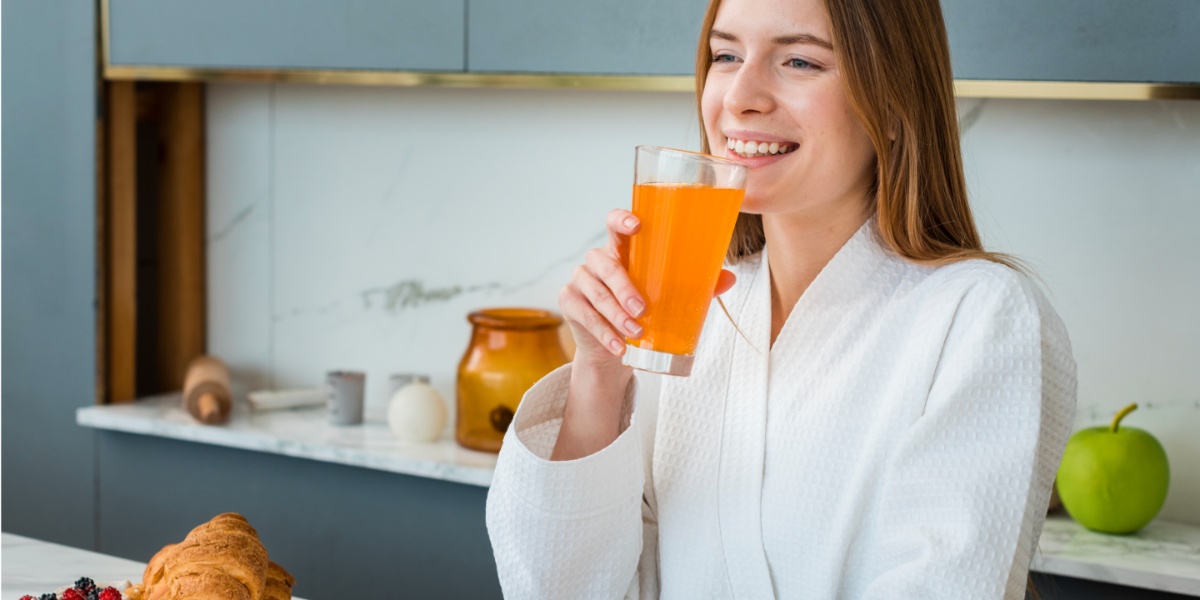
[105,81,137,403]
[153,82,207,391]
[99,81,206,402]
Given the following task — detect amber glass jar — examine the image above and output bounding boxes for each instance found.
[456,308,570,452]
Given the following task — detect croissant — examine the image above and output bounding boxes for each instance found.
[125,513,293,600]
[263,561,297,600]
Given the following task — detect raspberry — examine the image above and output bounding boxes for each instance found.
[19,595,36,600]
[61,590,84,600]
[97,588,121,600]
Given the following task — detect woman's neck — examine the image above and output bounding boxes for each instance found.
[764,203,870,347]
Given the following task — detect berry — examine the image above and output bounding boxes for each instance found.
[74,577,96,593]
[97,588,121,600]
[19,595,36,600]
[61,590,84,600]
[39,594,57,600]
[87,591,100,600]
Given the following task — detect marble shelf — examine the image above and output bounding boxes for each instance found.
[1032,513,1200,596]
[77,393,496,487]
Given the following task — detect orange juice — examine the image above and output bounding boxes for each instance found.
[625,183,744,355]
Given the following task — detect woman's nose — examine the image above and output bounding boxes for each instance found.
[723,60,775,115]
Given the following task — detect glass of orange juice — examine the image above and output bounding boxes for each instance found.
[621,146,747,377]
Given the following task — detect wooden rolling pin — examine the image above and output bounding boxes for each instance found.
[183,355,232,424]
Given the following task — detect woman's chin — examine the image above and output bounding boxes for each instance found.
[738,190,773,215]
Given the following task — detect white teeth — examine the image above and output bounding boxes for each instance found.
[727,138,794,158]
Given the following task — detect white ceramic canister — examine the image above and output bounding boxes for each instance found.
[387,380,448,443]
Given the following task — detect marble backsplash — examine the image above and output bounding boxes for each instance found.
[206,83,1200,523]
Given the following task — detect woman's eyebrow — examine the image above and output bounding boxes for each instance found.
[710,29,832,50]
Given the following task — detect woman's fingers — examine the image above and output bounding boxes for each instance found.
[560,272,628,356]
[555,208,648,359]
[605,209,640,266]
[585,247,645,322]
[714,269,737,296]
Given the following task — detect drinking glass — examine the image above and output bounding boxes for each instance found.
[621,146,747,377]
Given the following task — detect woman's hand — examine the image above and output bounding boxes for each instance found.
[558,208,738,369]
[558,209,644,368]
[552,208,737,461]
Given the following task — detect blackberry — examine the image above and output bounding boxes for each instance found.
[39,594,57,600]
[74,577,96,592]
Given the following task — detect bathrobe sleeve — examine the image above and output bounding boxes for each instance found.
[485,364,662,600]
[860,268,1077,600]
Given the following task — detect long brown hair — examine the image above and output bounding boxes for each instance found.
[695,0,1017,270]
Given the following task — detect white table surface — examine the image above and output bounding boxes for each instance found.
[77,393,496,487]
[1032,514,1200,596]
[2,533,142,600]
[1,533,308,600]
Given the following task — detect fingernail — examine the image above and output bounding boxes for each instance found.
[623,216,639,230]
[609,338,625,354]
[627,298,645,317]
[625,320,642,338]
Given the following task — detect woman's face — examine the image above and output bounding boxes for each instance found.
[702,0,877,218]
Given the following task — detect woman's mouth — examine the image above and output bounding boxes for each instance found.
[726,137,797,159]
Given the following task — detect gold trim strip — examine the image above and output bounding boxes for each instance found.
[104,65,696,92]
[954,79,1200,101]
[100,0,110,68]
[104,65,1200,100]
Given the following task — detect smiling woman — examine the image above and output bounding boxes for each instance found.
[485,0,1077,598]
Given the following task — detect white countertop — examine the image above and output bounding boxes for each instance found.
[0,532,311,600]
[77,393,496,487]
[75,397,1200,596]
[1032,513,1200,596]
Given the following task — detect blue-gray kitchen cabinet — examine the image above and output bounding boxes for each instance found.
[106,0,1200,84]
[466,0,707,75]
[943,0,1200,83]
[106,0,466,71]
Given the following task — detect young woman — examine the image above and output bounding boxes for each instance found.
[486,0,1076,597]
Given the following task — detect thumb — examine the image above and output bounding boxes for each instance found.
[714,269,737,296]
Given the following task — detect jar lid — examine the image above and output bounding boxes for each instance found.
[468,308,563,330]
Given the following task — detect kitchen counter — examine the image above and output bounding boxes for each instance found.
[77,393,496,487]
[0,532,312,600]
[76,397,1200,596]
[1033,514,1200,597]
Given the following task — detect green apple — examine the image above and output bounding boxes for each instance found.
[1057,403,1170,534]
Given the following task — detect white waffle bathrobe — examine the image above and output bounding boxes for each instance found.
[486,222,1077,600]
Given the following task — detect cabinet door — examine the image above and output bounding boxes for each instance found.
[108,0,466,71]
[467,0,707,75]
[944,0,1200,83]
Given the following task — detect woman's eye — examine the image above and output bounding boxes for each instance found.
[786,57,817,70]
[712,53,738,64]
